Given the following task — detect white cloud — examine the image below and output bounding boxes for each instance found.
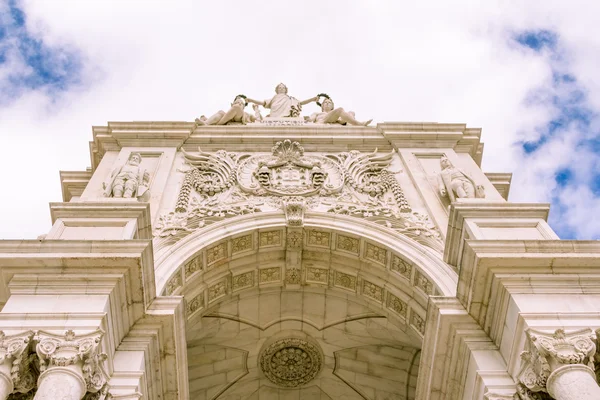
[1,0,599,239]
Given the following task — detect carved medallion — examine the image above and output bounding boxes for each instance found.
[259,337,323,387]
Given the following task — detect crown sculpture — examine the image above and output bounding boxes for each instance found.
[194,83,372,127]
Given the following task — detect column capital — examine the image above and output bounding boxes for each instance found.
[0,330,36,394]
[35,329,108,394]
[518,328,596,395]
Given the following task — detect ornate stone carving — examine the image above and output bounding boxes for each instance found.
[0,330,36,394]
[307,96,372,126]
[362,281,384,303]
[35,330,108,394]
[238,140,343,197]
[518,328,596,397]
[283,197,306,227]
[260,231,282,247]
[103,153,150,200]
[414,269,434,295]
[438,155,485,201]
[206,242,227,266]
[177,149,239,211]
[164,272,182,295]
[391,255,412,279]
[157,146,447,255]
[387,294,407,318]
[307,230,330,247]
[336,235,359,254]
[186,293,204,315]
[195,95,257,126]
[246,83,319,118]
[286,230,303,250]
[334,272,356,291]
[364,243,387,265]
[411,312,426,335]
[184,256,203,279]
[232,272,254,291]
[516,384,552,400]
[306,268,328,284]
[208,281,227,302]
[231,234,252,254]
[285,268,301,285]
[260,267,281,283]
[259,337,323,387]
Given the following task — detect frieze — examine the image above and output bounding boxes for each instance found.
[154,144,444,254]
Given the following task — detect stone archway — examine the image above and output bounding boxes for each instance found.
[154,212,457,399]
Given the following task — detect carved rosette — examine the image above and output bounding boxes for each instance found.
[518,328,596,397]
[35,330,108,394]
[0,330,36,394]
[259,337,323,387]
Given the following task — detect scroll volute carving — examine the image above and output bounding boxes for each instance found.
[35,330,109,394]
[518,328,596,397]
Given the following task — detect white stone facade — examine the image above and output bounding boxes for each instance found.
[0,118,598,400]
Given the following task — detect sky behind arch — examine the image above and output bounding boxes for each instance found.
[0,0,599,239]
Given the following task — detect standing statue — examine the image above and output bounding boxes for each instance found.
[195,95,257,126]
[437,155,485,201]
[103,152,150,199]
[246,83,319,118]
[308,96,372,126]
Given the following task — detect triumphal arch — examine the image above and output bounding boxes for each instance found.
[0,85,599,399]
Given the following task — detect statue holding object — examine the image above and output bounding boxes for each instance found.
[195,95,258,126]
[246,83,320,118]
[103,152,150,199]
[308,95,372,126]
[437,155,485,201]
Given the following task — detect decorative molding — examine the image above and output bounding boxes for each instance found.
[283,197,306,227]
[259,337,323,388]
[153,145,449,254]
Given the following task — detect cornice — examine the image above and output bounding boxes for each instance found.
[444,202,551,266]
[89,120,487,170]
[49,201,152,240]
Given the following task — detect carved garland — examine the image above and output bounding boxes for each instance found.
[156,142,443,252]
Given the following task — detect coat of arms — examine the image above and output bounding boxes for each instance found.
[237,140,344,196]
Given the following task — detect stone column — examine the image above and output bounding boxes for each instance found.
[0,330,36,400]
[34,330,108,400]
[518,328,600,400]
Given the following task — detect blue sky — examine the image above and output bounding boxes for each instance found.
[0,0,599,240]
[0,0,83,104]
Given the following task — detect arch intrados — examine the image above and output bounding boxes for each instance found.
[155,212,457,297]
[186,285,424,349]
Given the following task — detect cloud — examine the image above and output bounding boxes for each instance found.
[0,0,599,239]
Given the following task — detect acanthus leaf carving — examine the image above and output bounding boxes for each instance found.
[156,144,449,254]
[0,330,36,394]
[35,329,109,394]
[517,328,596,397]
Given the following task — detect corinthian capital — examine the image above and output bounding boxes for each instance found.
[518,328,596,395]
[0,330,36,393]
[35,329,109,393]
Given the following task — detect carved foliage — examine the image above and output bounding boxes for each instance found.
[518,328,596,396]
[259,337,323,388]
[35,330,108,393]
[0,331,36,394]
[283,197,306,227]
